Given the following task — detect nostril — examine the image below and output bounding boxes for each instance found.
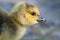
[40,17,46,21]
[37,17,46,23]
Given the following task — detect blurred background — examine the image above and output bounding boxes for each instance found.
[0,0,60,40]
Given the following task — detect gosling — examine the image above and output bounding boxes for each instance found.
[0,2,40,40]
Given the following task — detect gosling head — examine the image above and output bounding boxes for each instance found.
[10,2,40,26]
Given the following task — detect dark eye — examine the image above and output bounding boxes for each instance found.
[31,12,36,16]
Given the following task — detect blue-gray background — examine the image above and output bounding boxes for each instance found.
[0,0,60,40]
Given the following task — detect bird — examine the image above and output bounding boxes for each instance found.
[0,2,40,40]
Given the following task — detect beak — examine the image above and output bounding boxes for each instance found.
[37,17,46,23]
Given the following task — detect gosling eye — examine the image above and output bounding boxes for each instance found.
[31,12,36,16]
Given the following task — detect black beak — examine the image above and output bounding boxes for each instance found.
[37,17,46,23]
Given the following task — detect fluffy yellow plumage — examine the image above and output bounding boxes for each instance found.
[0,2,40,40]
